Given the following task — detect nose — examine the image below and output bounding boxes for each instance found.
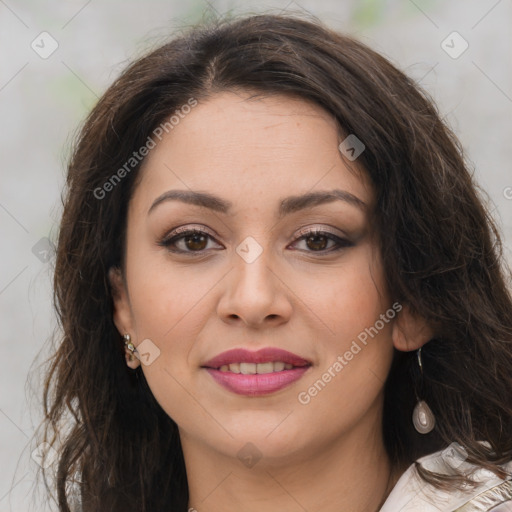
[217,249,293,328]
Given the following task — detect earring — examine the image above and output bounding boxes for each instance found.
[412,347,436,434]
[123,333,136,361]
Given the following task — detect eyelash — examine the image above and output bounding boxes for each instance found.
[158,226,353,255]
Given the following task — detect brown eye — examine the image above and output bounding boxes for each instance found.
[291,229,353,253]
[305,234,329,251]
[159,228,222,253]
[184,233,208,251]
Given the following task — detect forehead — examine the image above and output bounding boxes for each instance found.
[132,91,373,214]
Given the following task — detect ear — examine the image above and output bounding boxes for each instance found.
[108,266,141,369]
[392,304,434,352]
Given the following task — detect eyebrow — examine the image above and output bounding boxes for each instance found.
[148,189,366,217]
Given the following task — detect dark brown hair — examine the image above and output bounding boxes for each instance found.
[41,12,512,512]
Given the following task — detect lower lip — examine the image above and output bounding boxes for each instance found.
[204,367,310,396]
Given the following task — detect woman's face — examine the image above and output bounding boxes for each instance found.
[112,91,399,466]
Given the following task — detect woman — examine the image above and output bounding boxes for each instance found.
[41,13,512,512]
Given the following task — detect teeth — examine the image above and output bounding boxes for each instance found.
[256,362,274,374]
[229,362,240,373]
[240,362,257,374]
[217,361,296,374]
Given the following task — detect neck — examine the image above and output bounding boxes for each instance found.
[182,418,400,512]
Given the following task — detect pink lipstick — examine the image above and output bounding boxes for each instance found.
[202,347,311,396]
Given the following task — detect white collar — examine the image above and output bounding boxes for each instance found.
[379,443,512,511]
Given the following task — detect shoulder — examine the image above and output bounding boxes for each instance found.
[380,443,512,512]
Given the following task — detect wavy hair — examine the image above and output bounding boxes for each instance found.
[41,12,512,512]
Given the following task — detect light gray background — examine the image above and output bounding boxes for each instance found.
[1,0,511,510]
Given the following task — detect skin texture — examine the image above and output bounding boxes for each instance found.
[110,91,431,512]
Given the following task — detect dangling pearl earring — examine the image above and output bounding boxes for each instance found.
[412,347,436,434]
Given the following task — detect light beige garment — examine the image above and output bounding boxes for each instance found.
[379,443,512,511]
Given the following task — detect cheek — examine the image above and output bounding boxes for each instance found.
[126,261,215,425]
[127,269,214,389]
[303,244,394,394]
[304,243,390,344]
[123,249,214,409]
[126,241,216,340]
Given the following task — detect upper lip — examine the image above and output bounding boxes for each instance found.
[202,348,311,369]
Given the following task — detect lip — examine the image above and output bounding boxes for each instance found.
[205,367,310,396]
[201,347,312,396]
[202,347,311,369]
